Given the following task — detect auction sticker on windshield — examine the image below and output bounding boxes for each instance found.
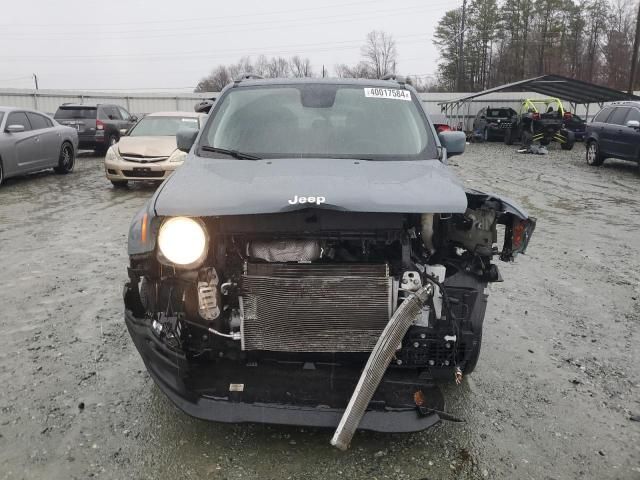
[364,88,412,101]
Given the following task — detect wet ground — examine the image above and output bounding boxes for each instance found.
[0,144,638,480]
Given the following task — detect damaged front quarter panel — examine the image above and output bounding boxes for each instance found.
[465,189,537,262]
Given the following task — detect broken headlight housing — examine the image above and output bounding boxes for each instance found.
[157,216,208,268]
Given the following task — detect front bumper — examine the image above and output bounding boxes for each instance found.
[124,308,444,432]
[105,158,180,181]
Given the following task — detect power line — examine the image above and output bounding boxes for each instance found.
[0,0,410,28]
[0,4,442,41]
[0,34,430,62]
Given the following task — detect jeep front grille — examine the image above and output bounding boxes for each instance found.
[240,263,392,353]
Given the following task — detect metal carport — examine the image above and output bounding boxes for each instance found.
[438,74,640,132]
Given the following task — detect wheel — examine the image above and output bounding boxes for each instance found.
[111,180,128,188]
[504,128,514,145]
[561,140,574,151]
[0,160,4,186]
[586,141,604,166]
[95,134,118,156]
[54,142,75,174]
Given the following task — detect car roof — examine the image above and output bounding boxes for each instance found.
[58,103,100,108]
[609,101,640,107]
[232,77,412,89]
[0,106,52,115]
[145,111,203,117]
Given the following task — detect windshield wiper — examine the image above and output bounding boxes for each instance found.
[200,145,261,160]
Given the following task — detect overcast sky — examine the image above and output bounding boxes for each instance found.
[0,0,456,92]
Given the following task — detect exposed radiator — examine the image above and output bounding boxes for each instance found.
[240,263,393,352]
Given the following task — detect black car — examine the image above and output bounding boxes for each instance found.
[123,77,536,449]
[473,106,517,141]
[564,114,586,141]
[585,101,640,168]
[54,103,137,154]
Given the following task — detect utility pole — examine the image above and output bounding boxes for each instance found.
[456,0,467,92]
[33,73,39,90]
[628,0,640,94]
[322,65,326,78]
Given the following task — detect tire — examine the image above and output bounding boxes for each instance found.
[111,180,128,188]
[561,140,574,151]
[0,159,4,187]
[483,128,489,142]
[95,134,118,156]
[586,141,604,166]
[54,142,75,174]
[504,128,514,145]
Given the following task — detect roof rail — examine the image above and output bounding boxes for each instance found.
[234,73,264,85]
[380,74,407,85]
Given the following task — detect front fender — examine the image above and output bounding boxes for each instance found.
[465,189,536,261]
[128,200,160,255]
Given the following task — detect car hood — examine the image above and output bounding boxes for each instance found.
[117,136,177,157]
[154,157,468,217]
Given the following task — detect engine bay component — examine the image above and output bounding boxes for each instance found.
[247,239,321,262]
[197,268,220,321]
[447,208,497,256]
[331,285,433,450]
[424,264,446,319]
[400,271,422,292]
[240,263,393,352]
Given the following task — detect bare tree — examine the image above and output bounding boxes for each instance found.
[290,56,314,77]
[361,30,398,78]
[334,62,375,78]
[195,65,231,92]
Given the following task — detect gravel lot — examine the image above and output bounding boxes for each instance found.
[0,143,638,480]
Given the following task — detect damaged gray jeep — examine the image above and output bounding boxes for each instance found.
[124,77,535,449]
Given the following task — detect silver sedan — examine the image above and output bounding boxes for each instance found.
[0,107,79,186]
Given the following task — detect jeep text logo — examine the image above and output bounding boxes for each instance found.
[288,195,326,206]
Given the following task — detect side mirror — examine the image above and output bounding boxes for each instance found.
[177,127,199,153]
[119,128,129,135]
[6,124,25,133]
[130,115,138,122]
[438,130,466,158]
[626,120,640,129]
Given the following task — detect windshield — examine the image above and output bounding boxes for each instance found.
[54,107,96,119]
[129,116,200,137]
[201,84,434,160]
[488,109,511,117]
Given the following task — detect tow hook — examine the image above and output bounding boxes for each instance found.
[414,390,464,423]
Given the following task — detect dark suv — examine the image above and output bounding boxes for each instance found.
[585,101,640,168]
[54,104,137,154]
[473,106,517,141]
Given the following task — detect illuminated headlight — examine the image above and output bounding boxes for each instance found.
[157,217,208,267]
[168,149,187,163]
[105,146,121,162]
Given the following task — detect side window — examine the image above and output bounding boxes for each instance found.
[6,111,32,131]
[101,106,121,120]
[26,112,50,130]
[593,107,613,123]
[608,107,630,126]
[624,108,640,124]
[118,107,131,120]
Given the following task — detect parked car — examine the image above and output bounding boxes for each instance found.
[53,103,137,154]
[473,106,517,141]
[0,107,78,186]
[504,98,575,150]
[564,113,586,141]
[428,113,452,133]
[195,97,216,113]
[105,111,205,187]
[585,101,640,168]
[123,77,536,448]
